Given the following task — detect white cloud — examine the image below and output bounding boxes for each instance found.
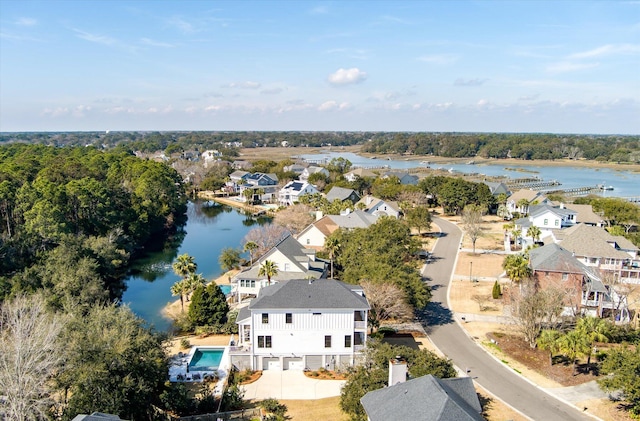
[327,68,367,86]
[167,16,195,33]
[225,81,261,89]
[569,43,640,59]
[15,17,37,26]
[318,101,349,111]
[454,78,488,87]
[261,87,284,95]
[73,29,116,46]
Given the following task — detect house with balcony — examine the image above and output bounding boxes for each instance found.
[551,223,640,284]
[278,181,319,206]
[529,243,616,318]
[233,234,327,301]
[230,279,369,371]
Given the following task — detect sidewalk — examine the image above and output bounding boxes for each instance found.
[241,370,346,400]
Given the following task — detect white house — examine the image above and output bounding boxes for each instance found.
[230,279,370,371]
[514,203,577,245]
[299,166,329,182]
[506,189,549,215]
[201,150,221,167]
[233,235,328,300]
[357,195,401,218]
[296,210,380,249]
[344,168,377,183]
[278,181,319,206]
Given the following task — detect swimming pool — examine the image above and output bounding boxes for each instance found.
[220,285,232,295]
[189,347,224,372]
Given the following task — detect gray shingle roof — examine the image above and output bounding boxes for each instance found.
[325,186,359,202]
[529,203,575,219]
[559,224,637,259]
[360,375,483,421]
[327,210,379,229]
[248,279,369,310]
[529,243,587,274]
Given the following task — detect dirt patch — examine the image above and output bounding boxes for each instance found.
[450,278,506,315]
[304,369,347,380]
[489,332,598,387]
[238,370,263,385]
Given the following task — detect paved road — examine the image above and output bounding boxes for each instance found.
[420,216,593,421]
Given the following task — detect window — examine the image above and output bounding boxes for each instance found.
[284,263,290,271]
[562,273,568,281]
[286,313,292,324]
[555,219,559,226]
[262,313,269,324]
[313,312,321,316]
[258,335,272,348]
[306,238,310,245]
[325,335,332,348]
[544,219,548,226]
[345,335,352,348]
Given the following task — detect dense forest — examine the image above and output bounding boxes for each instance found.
[2,131,639,163]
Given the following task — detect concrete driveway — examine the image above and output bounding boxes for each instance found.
[240,370,346,400]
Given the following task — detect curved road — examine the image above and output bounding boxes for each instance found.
[421,217,592,421]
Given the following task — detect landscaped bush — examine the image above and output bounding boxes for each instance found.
[180,338,190,349]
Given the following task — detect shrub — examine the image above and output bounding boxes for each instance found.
[180,338,191,349]
[492,280,502,299]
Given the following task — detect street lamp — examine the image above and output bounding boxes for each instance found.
[469,261,473,282]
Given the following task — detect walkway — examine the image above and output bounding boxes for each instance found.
[421,216,595,421]
[240,370,346,400]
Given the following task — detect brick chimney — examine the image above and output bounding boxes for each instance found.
[388,356,407,386]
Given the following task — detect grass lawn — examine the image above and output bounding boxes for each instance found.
[278,397,348,421]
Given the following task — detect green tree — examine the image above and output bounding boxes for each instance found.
[259,260,278,285]
[502,253,532,284]
[243,241,259,265]
[526,225,542,244]
[56,304,168,420]
[576,316,611,368]
[173,253,197,278]
[188,283,230,328]
[184,272,206,300]
[537,329,562,366]
[599,345,640,416]
[404,205,432,236]
[219,247,241,281]
[492,280,502,299]
[557,330,590,376]
[325,235,341,279]
[171,279,189,312]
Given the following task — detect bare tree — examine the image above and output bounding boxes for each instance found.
[0,294,66,420]
[472,294,492,312]
[273,203,315,235]
[360,280,413,332]
[508,279,564,348]
[243,224,290,258]
[462,204,484,254]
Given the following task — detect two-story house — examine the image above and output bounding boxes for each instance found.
[233,235,328,300]
[325,186,361,205]
[344,168,378,183]
[515,203,577,245]
[357,195,401,218]
[230,279,369,371]
[552,223,640,284]
[278,181,319,206]
[299,166,330,182]
[529,243,614,317]
[506,189,549,215]
[296,210,380,249]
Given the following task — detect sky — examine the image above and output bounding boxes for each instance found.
[1,1,639,134]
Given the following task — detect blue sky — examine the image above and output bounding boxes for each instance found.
[1,1,639,134]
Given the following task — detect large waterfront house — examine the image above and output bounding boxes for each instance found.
[230,279,369,371]
[233,235,328,300]
[278,181,319,206]
[514,203,577,246]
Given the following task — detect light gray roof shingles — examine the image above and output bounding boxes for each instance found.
[559,224,637,259]
[249,279,369,310]
[360,375,483,421]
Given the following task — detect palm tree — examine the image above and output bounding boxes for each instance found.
[517,198,530,215]
[185,273,206,301]
[576,316,611,369]
[172,253,197,278]
[537,329,562,366]
[527,225,542,245]
[171,279,189,312]
[258,260,278,285]
[325,235,340,279]
[502,254,532,284]
[242,188,254,203]
[557,330,591,376]
[243,241,259,266]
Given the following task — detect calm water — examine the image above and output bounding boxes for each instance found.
[300,151,640,197]
[122,201,270,331]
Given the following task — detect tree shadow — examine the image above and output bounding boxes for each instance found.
[477,392,494,420]
[419,301,454,332]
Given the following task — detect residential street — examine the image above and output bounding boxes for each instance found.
[420,216,594,421]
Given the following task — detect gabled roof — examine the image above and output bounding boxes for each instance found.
[229,170,249,179]
[360,375,483,421]
[529,203,575,219]
[507,189,546,204]
[483,181,511,196]
[245,172,278,184]
[325,186,360,203]
[233,235,326,281]
[561,203,604,225]
[281,181,308,192]
[559,224,637,259]
[529,243,588,274]
[248,279,369,310]
[327,210,379,229]
[345,168,377,179]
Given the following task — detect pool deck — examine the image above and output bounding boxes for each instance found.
[168,345,231,397]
